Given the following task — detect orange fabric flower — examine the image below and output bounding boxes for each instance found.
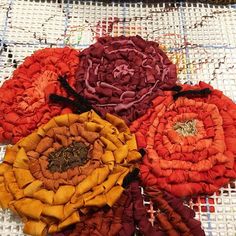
[0,111,141,236]
[130,82,236,197]
[0,47,79,144]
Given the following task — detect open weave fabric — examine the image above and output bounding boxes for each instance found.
[0,47,79,144]
[53,181,205,236]
[75,35,177,125]
[0,111,141,235]
[130,82,236,197]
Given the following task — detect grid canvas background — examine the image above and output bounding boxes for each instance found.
[0,0,236,235]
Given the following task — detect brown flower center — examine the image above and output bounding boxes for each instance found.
[173,120,197,136]
[48,142,89,173]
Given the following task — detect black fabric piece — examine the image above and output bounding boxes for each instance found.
[165,85,182,92]
[139,148,146,157]
[59,76,93,110]
[173,88,211,100]
[49,94,83,113]
[122,168,140,188]
[50,76,101,115]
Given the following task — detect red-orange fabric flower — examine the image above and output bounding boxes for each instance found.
[0,47,79,144]
[130,82,236,197]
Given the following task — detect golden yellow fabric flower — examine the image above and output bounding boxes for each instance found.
[0,111,141,236]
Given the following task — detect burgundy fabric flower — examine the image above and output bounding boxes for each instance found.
[53,181,205,236]
[75,35,177,124]
[0,47,79,144]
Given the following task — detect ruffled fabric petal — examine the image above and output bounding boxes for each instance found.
[75,35,177,125]
[0,111,141,235]
[0,47,79,144]
[130,82,236,197]
[53,181,205,236]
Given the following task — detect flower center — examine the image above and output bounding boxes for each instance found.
[48,142,89,173]
[113,64,135,78]
[173,120,197,136]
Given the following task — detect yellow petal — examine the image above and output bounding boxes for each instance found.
[7,182,24,200]
[96,166,110,184]
[53,186,75,205]
[54,114,69,126]
[42,118,58,132]
[125,134,138,150]
[37,127,45,137]
[58,211,80,230]
[68,113,81,125]
[48,224,58,234]
[114,144,129,163]
[0,183,13,209]
[117,168,129,186]
[42,205,64,220]
[85,194,106,207]
[76,166,109,195]
[100,125,118,136]
[102,171,123,192]
[117,133,125,142]
[23,220,47,236]
[18,133,41,152]
[64,198,84,218]
[35,137,54,153]
[0,163,11,175]
[23,180,43,197]
[4,170,16,183]
[0,191,13,209]
[90,139,104,160]
[89,110,108,123]
[4,146,17,164]
[100,137,117,151]
[14,198,44,220]
[127,150,142,162]
[85,185,104,201]
[33,189,54,204]
[101,150,114,163]
[76,111,89,123]
[85,122,104,132]
[13,147,29,169]
[106,185,124,206]
[105,113,128,132]
[103,133,123,148]
[13,168,34,188]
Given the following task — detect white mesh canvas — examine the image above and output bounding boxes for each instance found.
[0,0,236,235]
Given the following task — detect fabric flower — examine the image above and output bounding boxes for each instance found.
[0,111,141,236]
[0,47,79,144]
[75,35,177,125]
[54,181,205,236]
[130,82,236,197]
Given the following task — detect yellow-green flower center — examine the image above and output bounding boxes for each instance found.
[173,120,197,136]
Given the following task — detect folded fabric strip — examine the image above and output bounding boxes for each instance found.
[130,82,236,197]
[75,35,177,124]
[0,111,141,236]
[0,47,79,144]
[54,181,205,236]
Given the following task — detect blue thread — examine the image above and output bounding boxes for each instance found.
[1,0,14,44]
[122,1,126,36]
[63,1,70,46]
[205,197,213,235]
[179,2,191,81]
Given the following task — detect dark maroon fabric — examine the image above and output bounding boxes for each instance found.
[54,182,205,236]
[75,35,177,124]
